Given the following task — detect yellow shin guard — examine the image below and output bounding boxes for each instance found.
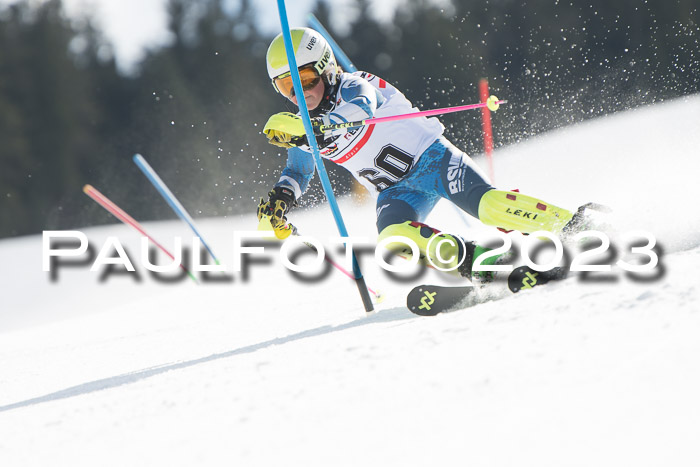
[377,221,463,276]
[477,189,574,234]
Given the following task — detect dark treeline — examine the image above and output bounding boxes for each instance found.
[0,0,698,238]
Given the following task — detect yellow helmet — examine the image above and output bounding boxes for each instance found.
[266,28,338,95]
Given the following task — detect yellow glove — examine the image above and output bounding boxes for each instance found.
[263,112,306,148]
[256,187,296,229]
[257,187,298,240]
[262,112,326,148]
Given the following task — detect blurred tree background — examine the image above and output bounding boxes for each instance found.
[0,0,698,238]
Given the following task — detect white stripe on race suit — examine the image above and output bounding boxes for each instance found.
[279,176,302,199]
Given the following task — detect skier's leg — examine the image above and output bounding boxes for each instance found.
[375,188,463,275]
[376,186,498,277]
[375,140,500,278]
[434,137,575,233]
[477,190,575,233]
[378,218,497,278]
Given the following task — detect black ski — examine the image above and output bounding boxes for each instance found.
[407,284,475,316]
[407,266,567,316]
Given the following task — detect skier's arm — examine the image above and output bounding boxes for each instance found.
[257,147,315,230]
[276,146,315,199]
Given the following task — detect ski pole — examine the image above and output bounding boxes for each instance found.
[83,184,198,283]
[319,96,506,133]
[132,154,220,265]
[258,214,384,303]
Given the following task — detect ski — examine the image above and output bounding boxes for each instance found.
[407,284,476,316]
[406,200,612,316]
[406,266,567,316]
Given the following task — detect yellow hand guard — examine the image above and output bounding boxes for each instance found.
[263,112,306,148]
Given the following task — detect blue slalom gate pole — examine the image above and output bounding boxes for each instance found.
[276,0,373,312]
[307,14,357,73]
[133,154,220,265]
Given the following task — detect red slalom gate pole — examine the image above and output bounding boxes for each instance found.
[480,78,496,183]
[83,184,197,282]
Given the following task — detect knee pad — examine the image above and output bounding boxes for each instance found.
[477,189,574,234]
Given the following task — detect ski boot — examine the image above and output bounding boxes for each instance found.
[561,202,614,239]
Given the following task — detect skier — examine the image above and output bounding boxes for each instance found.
[257,27,581,279]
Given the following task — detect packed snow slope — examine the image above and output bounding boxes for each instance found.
[1,95,699,466]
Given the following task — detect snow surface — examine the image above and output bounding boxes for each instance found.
[1,96,699,466]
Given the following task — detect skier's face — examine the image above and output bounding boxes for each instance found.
[289,78,325,110]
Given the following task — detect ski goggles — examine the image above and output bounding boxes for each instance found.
[272,64,321,98]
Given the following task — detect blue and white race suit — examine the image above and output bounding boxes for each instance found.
[275,71,494,232]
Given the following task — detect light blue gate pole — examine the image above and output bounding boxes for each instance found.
[307,14,358,72]
[275,0,373,312]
